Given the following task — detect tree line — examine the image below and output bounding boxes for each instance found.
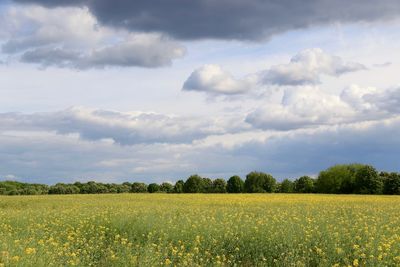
[1,164,399,195]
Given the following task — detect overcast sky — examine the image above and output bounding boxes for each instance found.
[1,0,400,184]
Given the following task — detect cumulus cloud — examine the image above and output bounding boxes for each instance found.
[262,49,366,86]
[246,85,400,131]
[11,0,400,41]
[183,49,366,95]
[182,65,254,95]
[0,107,247,145]
[0,5,185,68]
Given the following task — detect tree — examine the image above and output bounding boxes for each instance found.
[383,172,400,195]
[130,182,148,193]
[212,178,227,193]
[147,183,160,193]
[202,178,213,193]
[316,164,364,194]
[354,165,383,194]
[183,175,204,193]
[294,176,315,193]
[49,183,79,194]
[279,179,294,193]
[160,182,174,193]
[173,180,184,193]
[78,181,108,194]
[244,172,276,193]
[227,175,244,193]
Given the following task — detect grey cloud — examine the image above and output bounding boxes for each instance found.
[262,49,367,86]
[12,0,400,41]
[232,117,400,179]
[373,62,392,68]
[0,107,246,145]
[80,38,185,68]
[1,115,399,183]
[1,5,185,68]
[19,38,186,69]
[21,47,80,67]
[364,87,400,114]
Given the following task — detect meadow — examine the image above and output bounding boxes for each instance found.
[1,194,400,266]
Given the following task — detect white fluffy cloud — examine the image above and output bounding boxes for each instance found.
[262,48,367,85]
[182,64,254,95]
[246,85,400,130]
[183,49,366,96]
[0,5,185,68]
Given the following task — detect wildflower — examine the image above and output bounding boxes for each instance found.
[25,248,36,255]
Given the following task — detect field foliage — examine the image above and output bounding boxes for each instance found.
[1,194,400,266]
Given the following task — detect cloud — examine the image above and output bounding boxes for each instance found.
[246,86,354,130]
[1,113,399,183]
[20,35,186,69]
[11,0,400,41]
[373,62,392,68]
[182,64,254,95]
[183,49,366,96]
[0,107,247,145]
[262,48,366,86]
[1,5,185,68]
[232,117,400,178]
[246,85,400,131]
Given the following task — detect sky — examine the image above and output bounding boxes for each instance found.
[0,0,400,184]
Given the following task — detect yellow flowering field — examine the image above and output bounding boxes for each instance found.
[1,194,400,266]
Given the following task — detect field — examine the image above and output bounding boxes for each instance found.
[1,194,400,266]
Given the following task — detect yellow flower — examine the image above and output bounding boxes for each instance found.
[25,247,36,255]
[353,259,359,267]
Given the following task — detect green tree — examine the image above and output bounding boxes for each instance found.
[354,165,383,194]
[294,176,315,193]
[173,180,184,193]
[316,164,364,194]
[279,179,294,193]
[212,178,227,193]
[130,182,148,193]
[383,172,400,195]
[244,172,276,193]
[160,182,174,193]
[183,175,204,193]
[227,175,244,193]
[202,178,213,193]
[49,183,80,194]
[147,183,160,193]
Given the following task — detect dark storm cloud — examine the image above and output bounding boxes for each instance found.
[12,0,400,40]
